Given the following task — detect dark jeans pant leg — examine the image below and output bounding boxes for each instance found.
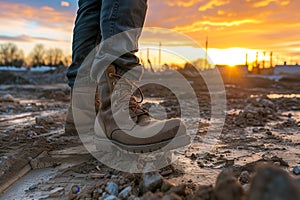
[90,0,148,82]
[67,0,101,88]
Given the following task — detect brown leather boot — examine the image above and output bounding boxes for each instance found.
[65,88,100,136]
[94,65,190,152]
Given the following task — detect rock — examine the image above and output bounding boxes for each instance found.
[192,185,214,200]
[1,94,15,102]
[270,156,289,167]
[89,173,106,179]
[106,182,119,196]
[118,186,132,199]
[248,165,300,200]
[36,116,54,125]
[265,131,273,136]
[47,187,65,197]
[293,166,300,175]
[197,161,205,168]
[99,192,109,200]
[239,171,250,184]
[30,151,59,169]
[215,169,245,200]
[240,135,246,140]
[34,125,44,129]
[160,169,173,176]
[28,184,37,191]
[190,153,197,160]
[141,191,163,200]
[104,195,119,200]
[128,195,139,200]
[167,184,188,197]
[161,180,175,192]
[162,193,182,200]
[141,172,163,194]
[252,128,259,133]
[225,158,235,167]
[93,188,103,199]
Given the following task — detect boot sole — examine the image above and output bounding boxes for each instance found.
[94,134,190,153]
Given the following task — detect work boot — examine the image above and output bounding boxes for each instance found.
[94,65,190,153]
[65,88,100,136]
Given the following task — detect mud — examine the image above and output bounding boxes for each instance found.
[0,70,299,199]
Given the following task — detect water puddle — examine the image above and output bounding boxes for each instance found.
[251,94,300,99]
[226,109,243,115]
[0,168,57,200]
[143,98,164,104]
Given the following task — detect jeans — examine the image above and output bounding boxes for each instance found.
[67,0,148,87]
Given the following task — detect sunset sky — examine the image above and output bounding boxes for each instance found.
[0,0,299,66]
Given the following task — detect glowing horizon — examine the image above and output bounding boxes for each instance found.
[0,0,299,66]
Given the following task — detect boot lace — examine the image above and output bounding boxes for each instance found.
[109,73,149,118]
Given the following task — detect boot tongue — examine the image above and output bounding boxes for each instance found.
[116,65,144,81]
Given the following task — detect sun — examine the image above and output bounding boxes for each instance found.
[208,48,261,66]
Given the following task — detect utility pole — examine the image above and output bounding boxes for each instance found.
[205,36,208,69]
[147,48,154,73]
[256,52,259,67]
[147,48,150,67]
[270,51,273,68]
[158,42,162,67]
[263,51,266,69]
[245,53,248,66]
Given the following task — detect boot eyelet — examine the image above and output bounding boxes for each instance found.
[112,82,116,86]
[108,73,113,77]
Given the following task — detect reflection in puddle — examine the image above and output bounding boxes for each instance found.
[143,98,164,104]
[251,94,300,99]
[226,109,242,115]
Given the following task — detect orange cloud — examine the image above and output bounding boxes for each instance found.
[174,19,261,32]
[0,2,74,32]
[0,34,67,43]
[198,0,230,11]
[246,0,290,8]
[61,1,70,7]
[42,6,55,12]
[166,0,204,7]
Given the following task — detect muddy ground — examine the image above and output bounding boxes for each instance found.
[0,68,299,200]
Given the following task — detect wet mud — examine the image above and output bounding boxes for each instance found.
[0,70,299,199]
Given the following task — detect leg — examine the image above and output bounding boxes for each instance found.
[91,0,190,170]
[65,0,101,135]
[90,0,148,82]
[67,0,102,88]
[93,0,189,151]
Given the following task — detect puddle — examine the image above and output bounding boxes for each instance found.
[0,168,57,200]
[282,111,300,121]
[226,109,242,115]
[0,84,68,91]
[251,94,300,99]
[143,98,164,104]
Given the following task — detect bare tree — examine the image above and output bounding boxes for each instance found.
[29,44,46,67]
[45,48,55,66]
[53,48,63,66]
[0,43,24,67]
[45,48,64,66]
